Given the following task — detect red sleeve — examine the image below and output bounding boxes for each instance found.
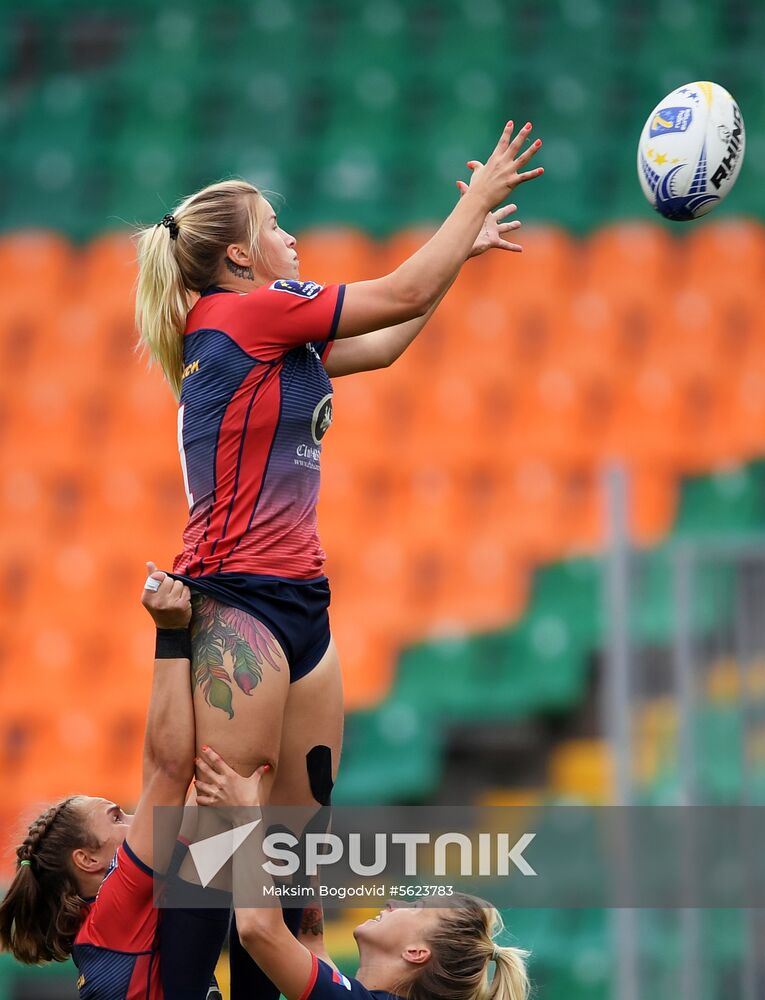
[234,280,345,360]
[77,843,159,953]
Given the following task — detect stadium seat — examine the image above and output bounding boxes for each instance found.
[0,231,73,301]
[549,739,613,803]
[333,702,443,804]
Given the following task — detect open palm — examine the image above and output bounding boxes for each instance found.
[457,180,523,256]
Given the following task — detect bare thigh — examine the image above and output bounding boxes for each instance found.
[269,636,344,807]
[191,594,290,787]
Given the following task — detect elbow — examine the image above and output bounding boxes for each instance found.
[388,273,432,319]
[236,911,274,957]
[144,745,194,788]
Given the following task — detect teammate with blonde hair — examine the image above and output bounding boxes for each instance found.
[194,745,530,1000]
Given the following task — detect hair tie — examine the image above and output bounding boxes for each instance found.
[492,947,500,961]
[19,859,31,867]
[160,213,179,240]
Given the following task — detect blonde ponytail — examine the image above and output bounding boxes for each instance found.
[489,944,530,1000]
[135,222,190,398]
[134,179,270,399]
[402,894,530,1000]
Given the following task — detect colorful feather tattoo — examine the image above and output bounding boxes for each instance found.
[190,595,282,719]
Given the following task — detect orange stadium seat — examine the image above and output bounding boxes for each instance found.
[605,365,683,467]
[79,231,138,300]
[684,219,765,288]
[293,228,378,285]
[0,231,74,304]
[582,221,676,293]
[329,605,396,710]
[380,226,437,271]
[630,466,678,545]
[729,369,765,461]
[428,536,530,633]
[498,461,569,561]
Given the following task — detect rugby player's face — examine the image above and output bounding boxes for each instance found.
[259,204,299,280]
[354,901,439,962]
[80,796,133,861]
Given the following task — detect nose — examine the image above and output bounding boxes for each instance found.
[285,230,296,249]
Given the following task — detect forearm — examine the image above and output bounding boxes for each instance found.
[388,191,486,311]
[233,821,315,1000]
[143,630,195,784]
[327,276,456,377]
[378,276,455,365]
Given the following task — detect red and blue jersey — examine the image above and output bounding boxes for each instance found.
[299,955,403,1000]
[72,843,161,1000]
[173,279,345,580]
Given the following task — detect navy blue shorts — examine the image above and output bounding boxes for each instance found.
[172,573,332,683]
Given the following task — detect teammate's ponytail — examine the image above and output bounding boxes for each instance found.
[0,798,96,964]
[401,893,529,1000]
[135,179,271,398]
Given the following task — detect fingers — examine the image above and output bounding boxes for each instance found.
[456,179,468,197]
[514,166,545,185]
[466,160,484,172]
[498,220,522,234]
[507,121,534,159]
[492,120,514,156]
[513,138,543,172]
[199,745,230,776]
[497,241,524,253]
[195,757,219,783]
[194,782,217,804]
[494,203,518,222]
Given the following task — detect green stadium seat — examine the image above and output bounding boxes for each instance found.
[333,702,442,804]
[394,612,590,723]
[674,464,765,537]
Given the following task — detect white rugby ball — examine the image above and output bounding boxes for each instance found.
[637,81,745,221]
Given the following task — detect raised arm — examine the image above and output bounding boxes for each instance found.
[334,121,543,341]
[125,563,196,872]
[325,200,523,377]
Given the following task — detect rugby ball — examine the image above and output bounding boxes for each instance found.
[637,81,745,221]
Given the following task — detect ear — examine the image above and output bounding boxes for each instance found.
[402,945,431,966]
[71,847,103,875]
[226,242,253,266]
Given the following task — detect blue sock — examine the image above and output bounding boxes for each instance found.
[160,868,232,1000]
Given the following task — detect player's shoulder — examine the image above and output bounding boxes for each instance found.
[266,279,325,300]
[311,958,394,999]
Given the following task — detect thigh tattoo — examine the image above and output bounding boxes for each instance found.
[190,594,283,719]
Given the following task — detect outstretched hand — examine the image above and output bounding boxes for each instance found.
[458,185,523,255]
[195,745,271,810]
[463,120,544,212]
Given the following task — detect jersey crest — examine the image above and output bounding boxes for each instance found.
[270,279,323,299]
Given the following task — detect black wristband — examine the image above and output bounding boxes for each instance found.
[155,628,192,661]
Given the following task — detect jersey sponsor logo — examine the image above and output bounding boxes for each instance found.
[311,393,333,445]
[182,358,200,380]
[332,969,352,990]
[270,279,323,299]
[77,974,86,990]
